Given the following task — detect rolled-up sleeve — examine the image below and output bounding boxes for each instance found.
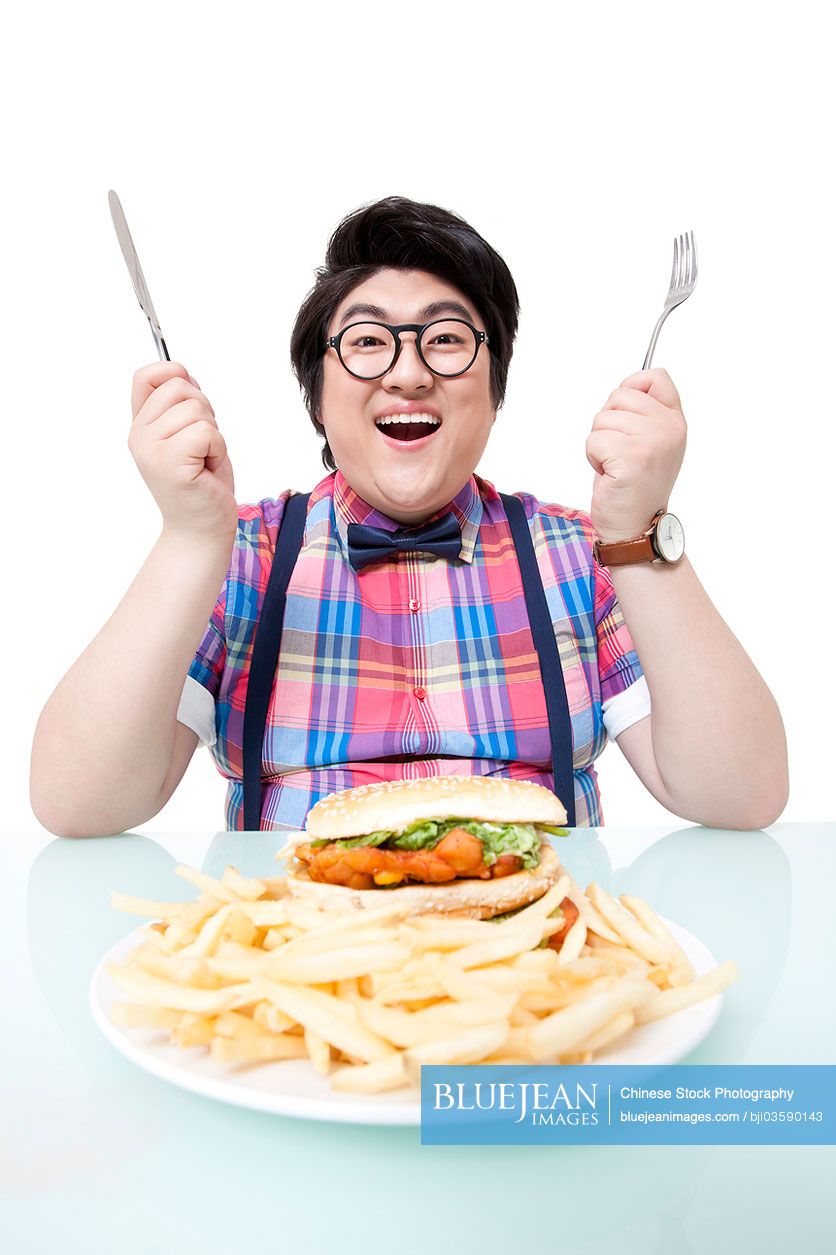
[177,588,226,748]
[594,559,651,741]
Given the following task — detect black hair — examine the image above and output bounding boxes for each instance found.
[289,196,520,471]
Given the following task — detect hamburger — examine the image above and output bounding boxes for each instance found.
[280,775,570,920]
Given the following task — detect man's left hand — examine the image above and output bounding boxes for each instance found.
[586,368,687,543]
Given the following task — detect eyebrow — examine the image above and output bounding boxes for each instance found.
[337,299,478,329]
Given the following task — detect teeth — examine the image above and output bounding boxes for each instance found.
[376,413,441,427]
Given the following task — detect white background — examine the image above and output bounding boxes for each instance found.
[4,0,834,833]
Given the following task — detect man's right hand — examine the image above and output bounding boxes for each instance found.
[129,361,238,542]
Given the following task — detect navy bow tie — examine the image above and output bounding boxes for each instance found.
[346,511,462,572]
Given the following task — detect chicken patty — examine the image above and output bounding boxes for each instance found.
[295,827,525,891]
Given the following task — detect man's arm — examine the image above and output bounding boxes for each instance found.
[610,556,788,830]
[586,367,789,831]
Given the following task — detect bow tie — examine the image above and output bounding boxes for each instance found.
[346,511,462,572]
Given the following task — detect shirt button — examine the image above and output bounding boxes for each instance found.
[413,686,427,701]
[408,598,421,612]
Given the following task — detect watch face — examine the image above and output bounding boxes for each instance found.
[654,513,685,561]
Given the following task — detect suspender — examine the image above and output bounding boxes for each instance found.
[241,492,310,831]
[499,493,576,826]
[241,490,577,830]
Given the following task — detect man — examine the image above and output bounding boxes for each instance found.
[30,197,788,836]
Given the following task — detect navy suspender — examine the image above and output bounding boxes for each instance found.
[499,493,576,827]
[241,492,310,831]
[241,490,576,830]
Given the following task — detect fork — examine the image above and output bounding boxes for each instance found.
[642,231,698,369]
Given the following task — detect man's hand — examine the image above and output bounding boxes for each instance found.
[586,367,687,543]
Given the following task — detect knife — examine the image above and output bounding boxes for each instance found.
[108,189,170,361]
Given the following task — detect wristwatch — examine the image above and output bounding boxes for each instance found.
[593,510,685,567]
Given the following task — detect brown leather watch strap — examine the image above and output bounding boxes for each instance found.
[593,511,664,566]
[593,534,657,566]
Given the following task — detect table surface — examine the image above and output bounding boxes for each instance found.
[2,822,834,1255]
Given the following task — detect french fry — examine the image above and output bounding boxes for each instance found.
[285,898,410,936]
[507,875,571,924]
[357,996,516,1048]
[213,938,272,959]
[210,1034,308,1063]
[262,928,288,951]
[177,905,234,958]
[460,966,554,996]
[161,898,224,948]
[336,978,362,1004]
[527,977,657,1061]
[236,901,290,926]
[503,1026,534,1055]
[171,1014,217,1048]
[110,1003,184,1030]
[402,918,500,951]
[587,884,672,965]
[110,892,192,919]
[266,941,411,985]
[222,867,268,901]
[512,948,559,973]
[447,918,544,970]
[371,975,448,1004]
[107,964,259,1014]
[280,899,329,930]
[550,957,619,982]
[203,953,274,981]
[633,961,740,1025]
[416,995,518,1031]
[252,1000,296,1034]
[257,876,291,899]
[509,1004,539,1027]
[213,1010,269,1038]
[576,1010,635,1053]
[305,1027,332,1073]
[281,926,306,941]
[223,909,257,948]
[565,874,622,943]
[555,917,587,965]
[519,976,618,1014]
[331,1055,409,1093]
[256,977,396,1062]
[269,925,401,959]
[620,894,695,985]
[404,1020,510,1068]
[646,966,672,988]
[585,935,650,972]
[420,953,499,1001]
[174,866,247,905]
[132,952,222,989]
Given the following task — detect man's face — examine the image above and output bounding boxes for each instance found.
[320,268,496,525]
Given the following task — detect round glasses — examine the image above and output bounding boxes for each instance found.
[325,318,489,380]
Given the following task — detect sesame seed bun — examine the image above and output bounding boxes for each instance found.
[287,842,563,920]
[303,775,568,842]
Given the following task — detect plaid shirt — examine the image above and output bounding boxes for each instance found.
[179,469,649,830]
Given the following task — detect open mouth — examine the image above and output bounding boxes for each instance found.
[375,415,442,443]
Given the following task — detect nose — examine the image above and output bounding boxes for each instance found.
[384,331,433,388]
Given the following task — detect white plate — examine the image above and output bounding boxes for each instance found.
[89,917,724,1126]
